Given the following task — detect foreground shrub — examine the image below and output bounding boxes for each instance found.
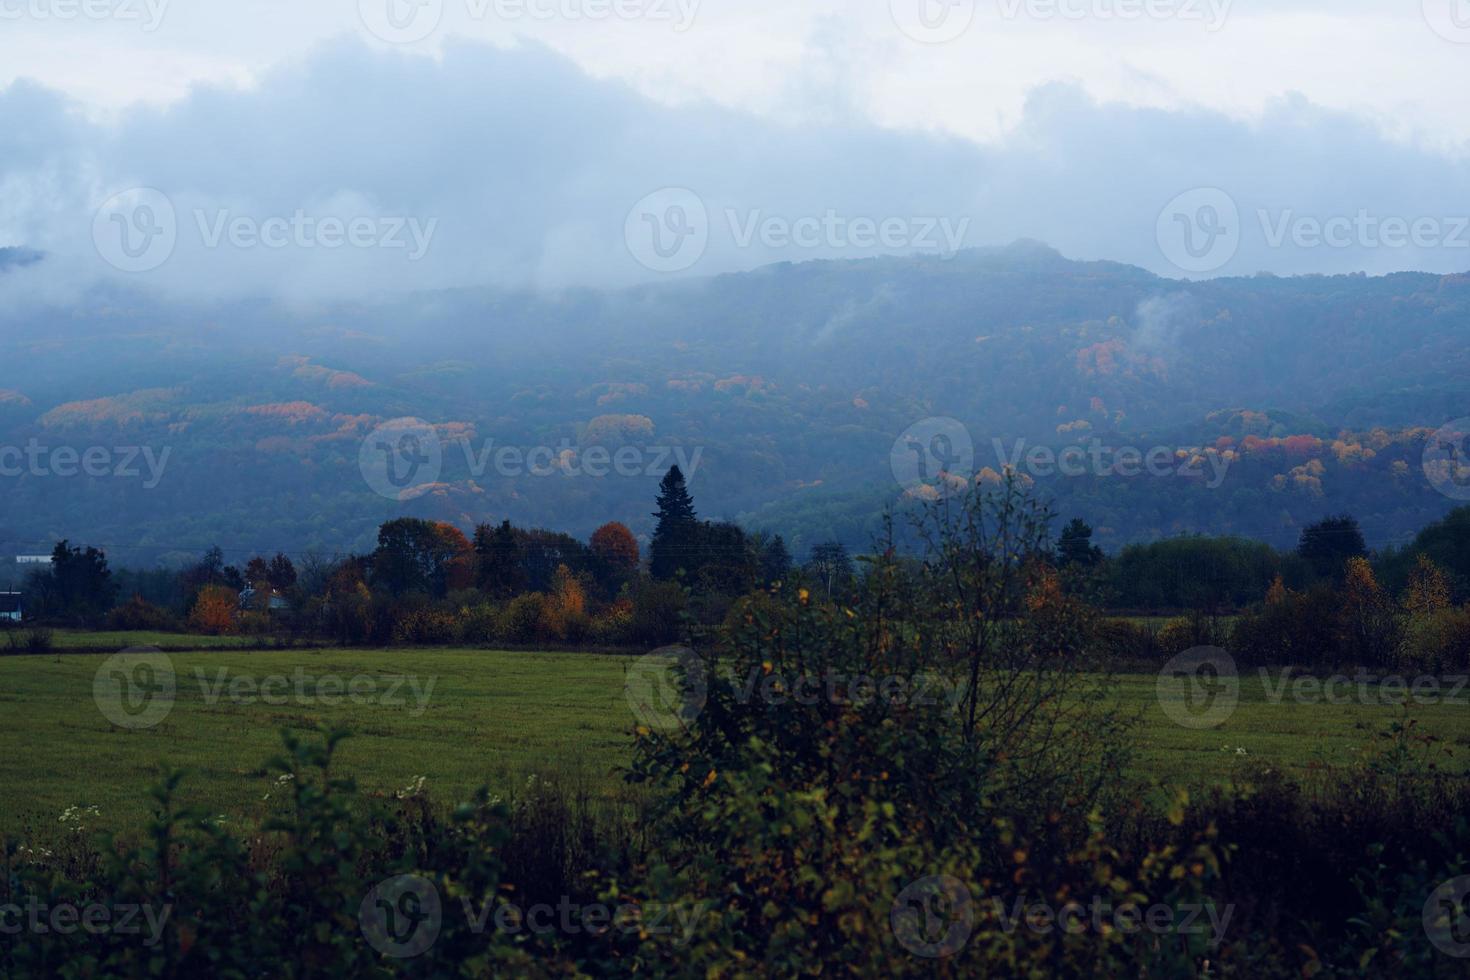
[187,584,239,636]
[627,578,686,646]
[456,601,504,645]
[105,594,176,632]
[1231,583,1341,666]
[390,606,459,645]
[588,599,634,646]
[503,592,548,644]
[1398,606,1470,673]
[4,628,54,654]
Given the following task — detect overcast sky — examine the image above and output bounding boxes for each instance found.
[2,0,1469,301]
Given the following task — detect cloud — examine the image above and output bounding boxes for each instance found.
[0,37,1467,308]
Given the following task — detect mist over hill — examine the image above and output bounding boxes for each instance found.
[1,241,1467,567]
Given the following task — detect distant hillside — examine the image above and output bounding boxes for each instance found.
[0,243,1467,564]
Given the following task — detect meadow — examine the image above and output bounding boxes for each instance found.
[1,646,1466,841]
[46,629,300,650]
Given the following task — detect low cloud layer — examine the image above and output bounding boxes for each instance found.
[1,38,1468,307]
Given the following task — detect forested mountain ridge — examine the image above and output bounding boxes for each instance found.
[1,242,1467,564]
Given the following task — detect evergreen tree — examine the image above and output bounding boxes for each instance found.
[245,556,272,588]
[760,534,793,585]
[695,521,752,595]
[474,520,525,599]
[650,466,698,580]
[1298,515,1367,580]
[1056,518,1103,567]
[48,540,117,623]
[806,541,854,600]
[268,553,298,592]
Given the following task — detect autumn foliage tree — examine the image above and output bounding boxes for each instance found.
[543,565,590,642]
[189,584,239,635]
[1341,557,1397,666]
[1402,554,1451,616]
[590,521,640,597]
[371,518,473,597]
[591,522,639,573]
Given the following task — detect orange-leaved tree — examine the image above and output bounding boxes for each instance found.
[189,584,239,635]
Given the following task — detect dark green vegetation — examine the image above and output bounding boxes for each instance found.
[3,244,1470,562]
[2,480,1467,977]
[0,648,637,837]
[3,649,1464,840]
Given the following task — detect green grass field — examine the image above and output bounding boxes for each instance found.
[44,630,295,650]
[1,647,1465,842]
